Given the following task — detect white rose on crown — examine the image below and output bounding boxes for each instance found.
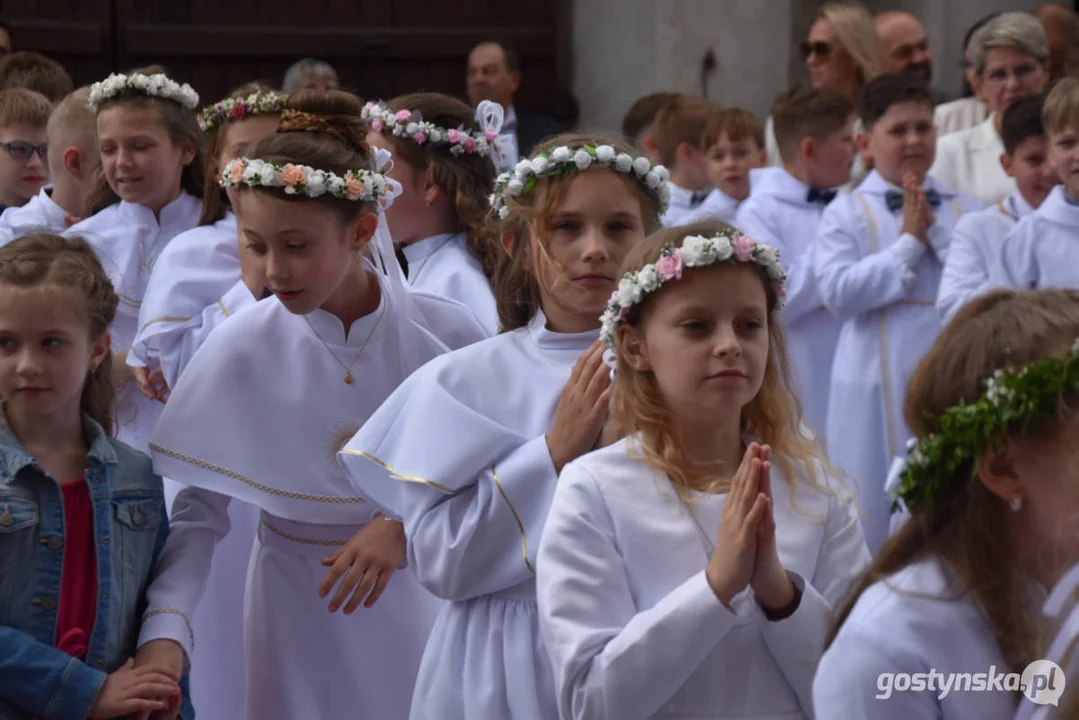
[595,145,616,163]
[552,147,572,162]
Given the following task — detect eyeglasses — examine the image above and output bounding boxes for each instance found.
[0,141,47,161]
[800,40,832,60]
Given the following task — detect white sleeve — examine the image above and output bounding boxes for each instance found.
[937,214,991,322]
[158,281,255,390]
[137,486,232,667]
[988,221,1038,291]
[402,435,560,601]
[814,200,923,322]
[537,464,756,720]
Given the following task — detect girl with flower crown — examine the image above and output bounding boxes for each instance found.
[119,82,284,720]
[815,288,1079,719]
[534,219,871,720]
[130,90,482,719]
[64,71,204,471]
[338,133,667,719]
[364,93,502,334]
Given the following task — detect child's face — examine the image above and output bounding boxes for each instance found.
[806,119,856,189]
[366,131,429,244]
[706,133,765,201]
[0,122,48,207]
[0,285,108,426]
[1048,126,1079,198]
[863,101,936,186]
[1003,135,1058,210]
[97,104,196,213]
[235,191,376,316]
[630,264,769,425]
[535,170,648,328]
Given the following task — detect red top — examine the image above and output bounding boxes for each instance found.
[55,479,97,660]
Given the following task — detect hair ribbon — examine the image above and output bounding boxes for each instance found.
[475,100,505,167]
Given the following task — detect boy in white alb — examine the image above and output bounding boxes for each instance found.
[653,95,718,226]
[937,94,1057,321]
[685,107,766,226]
[0,87,98,243]
[735,86,855,437]
[990,77,1079,292]
[813,75,982,553]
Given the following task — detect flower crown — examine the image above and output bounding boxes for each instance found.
[489,144,672,220]
[88,73,199,112]
[894,339,1079,514]
[361,99,502,158]
[599,229,788,348]
[198,91,288,132]
[220,157,401,206]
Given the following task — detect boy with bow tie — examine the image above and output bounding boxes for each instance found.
[651,95,718,227]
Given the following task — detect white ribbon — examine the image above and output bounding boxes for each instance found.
[475,100,504,136]
[372,147,403,209]
[602,347,617,381]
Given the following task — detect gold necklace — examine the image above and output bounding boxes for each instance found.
[304,301,387,384]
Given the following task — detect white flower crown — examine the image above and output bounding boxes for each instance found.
[362,99,502,158]
[600,229,788,347]
[220,157,402,206]
[199,91,288,132]
[88,73,199,112]
[488,144,671,220]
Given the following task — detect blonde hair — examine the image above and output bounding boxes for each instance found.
[700,107,765,151]
[46,87,96,180]
[491,132,663,332]
[607,219,834,500]
[1043,75,1079,136]
[820,2,884,87]
[829,288,1079,673]
[651,96,718,168]
[0,87,51,131]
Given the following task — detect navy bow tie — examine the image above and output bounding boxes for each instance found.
[806,187,837,205]
[885,188,941,212]
[690,191,708,208]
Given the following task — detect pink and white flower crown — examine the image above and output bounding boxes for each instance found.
[220,155,402,207]
[361,99,503,158]
[199,91,288,132]
[599,229,788,347]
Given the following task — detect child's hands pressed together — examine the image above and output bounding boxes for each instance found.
[748,445,796,611]
[319,516,406,613]
[705,443,771,606]
[546,340,612,474]
[900,171,935,245]
[89,658,179,719]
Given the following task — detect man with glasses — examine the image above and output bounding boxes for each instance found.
[0,87,48,211]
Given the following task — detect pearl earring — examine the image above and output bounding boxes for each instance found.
[1009,494,1024,512]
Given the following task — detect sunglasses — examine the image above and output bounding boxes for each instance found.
[0,141,47,161]
[800,40,832,60]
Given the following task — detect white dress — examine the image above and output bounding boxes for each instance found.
[0,187,69,245]
[140,266,460,720]
[338,309,594,720]
[937,191,1032,323]
[989,185,1079,291]
[813,171,981,552]
[537,436,871,720]
[402,232,498,335]
[930,115,1014,206]
[814,555,1021,719]
[64,192,203,456]
[735,167,842,437]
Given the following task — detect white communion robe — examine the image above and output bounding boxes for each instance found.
[765,116,868,193]
[141,265,462,720]
[536,436,871,720]
[930,114,1014,206]
[814,556,1021,720]
[0,187,70,245]
[813,171,980,553]
[338,308,596,720]
[735,167,842,438]
[989,185,1079,292]
[401,232,499,335]
[64,192,202,457]
[937,191,1033,323]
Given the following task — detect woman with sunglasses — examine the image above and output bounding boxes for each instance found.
[765,1,882,190]
[931,12,1050,206]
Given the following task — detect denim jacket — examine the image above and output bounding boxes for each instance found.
[0,414,193,720]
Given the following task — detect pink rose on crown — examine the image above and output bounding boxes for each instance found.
[371,118,383,132]
[278,164,306,187]
[464,137,476,152]
[732,232,756,262]
[413,132,427,144]
[345,174,365,199]
[394,110,412,124]
[485,129,498,141]
[229,104,245,119]
[447,129,461,143]
[655,253,684,281]
[227,162,244,184]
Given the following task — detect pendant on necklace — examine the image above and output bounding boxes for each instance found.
[344,372,354,385]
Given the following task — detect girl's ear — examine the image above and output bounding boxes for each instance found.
[617,325,650,373]
[350,212,380,253]
[179,139,198,167]
[89,333,111,372]
[976,437,1024,506]
[422,168,442,208]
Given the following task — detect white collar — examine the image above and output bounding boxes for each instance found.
[857,170,953,198]
[754,167,814,204]
[667,182,703,209]
[1000,191,1034,221]
[1037,185,1079,226]
[401,232,461,265]
[117,191,201,229]
[524,308,600,371]
[301,263,390,347]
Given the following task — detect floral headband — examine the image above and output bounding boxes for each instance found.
[892,338,1079,514]
[599,229,788,348]
[361,99,502,158]
[489,144,672,220]
[198,91,288,132]
[88,72,199,112]
[220,153,402,207]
